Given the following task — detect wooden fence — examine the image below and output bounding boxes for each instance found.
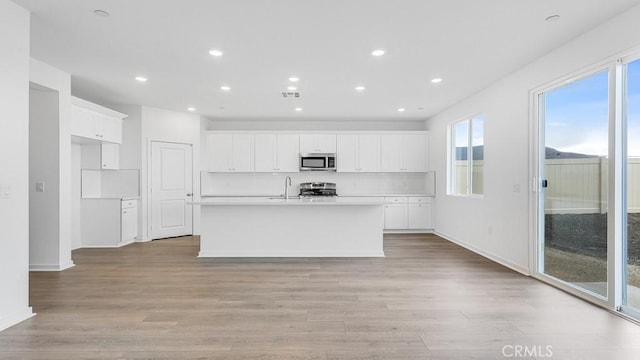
[455,157,640,214]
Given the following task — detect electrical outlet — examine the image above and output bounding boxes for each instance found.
[513,184,521,193]
[0,185,10,198]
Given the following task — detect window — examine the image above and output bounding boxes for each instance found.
[448,115,484,195]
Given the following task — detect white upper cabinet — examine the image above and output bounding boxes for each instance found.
[380,133,428,172]
[205,131,427,173]
[71,96,126,144]
[337,134,380,172]
[80,142,119,170]
[299,134,337,153]
[254,134,300,172]
[207,134,255,172]
[403,134,428,172]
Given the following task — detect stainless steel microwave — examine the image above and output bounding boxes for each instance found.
[300,153,337,171]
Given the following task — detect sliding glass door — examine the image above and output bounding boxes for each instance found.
[624,58,640,315]
[538,70,610,298]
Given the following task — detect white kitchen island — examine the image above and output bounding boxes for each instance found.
[196,197,386,257]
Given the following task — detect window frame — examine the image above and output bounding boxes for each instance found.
[447,114,484,197]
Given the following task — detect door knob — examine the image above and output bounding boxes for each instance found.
[186,193,193,197]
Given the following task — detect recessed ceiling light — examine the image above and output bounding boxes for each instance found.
[94,9,110,17]
[220,86,231,91]
[288,77,299,82]
[187,107,196,112]
[431,78,443,84]
[545,14,560,22]
[397,108,406,112]
[287,86,298,91]
[209,49,223,57]
[371,49,385,57]
[135,76,148,82]
[295,107,303,112]
[355,86,366,91]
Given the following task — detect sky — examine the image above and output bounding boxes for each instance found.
[544,60,640,157]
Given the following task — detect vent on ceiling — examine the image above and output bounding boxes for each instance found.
[281,91,300,98]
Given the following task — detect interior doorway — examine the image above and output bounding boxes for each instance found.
[149,141,193,240]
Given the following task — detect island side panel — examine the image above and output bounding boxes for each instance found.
[198,204,384,257]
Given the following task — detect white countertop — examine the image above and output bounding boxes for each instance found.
[82,196,140,200]
[193,196,389,206]
[200,193,433,198]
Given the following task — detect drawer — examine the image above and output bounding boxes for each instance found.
[407,196,432,204]
[384,196,408,204]
[121,199,137,209]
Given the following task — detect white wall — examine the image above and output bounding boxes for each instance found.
[141,107,201,239]
[71,143,82,249]
[29,58,73,271]
[29,87,62,267]
[0,0,33,331]
[427,4,640,274]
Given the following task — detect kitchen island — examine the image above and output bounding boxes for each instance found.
[195,197,386,257]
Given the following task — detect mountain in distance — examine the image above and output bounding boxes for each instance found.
[455,146,596,160]
[545,147,597,159]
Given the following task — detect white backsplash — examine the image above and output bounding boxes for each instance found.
[201,171,435,196]
[81,169,140,198]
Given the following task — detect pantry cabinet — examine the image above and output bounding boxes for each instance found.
[337,134,380,172]
[254,134,299,172]
[207,134,255,172]
[380,134,428,172]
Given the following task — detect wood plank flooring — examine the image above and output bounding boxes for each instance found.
[1,234,639,359]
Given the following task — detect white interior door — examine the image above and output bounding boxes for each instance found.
[151,141,193,239]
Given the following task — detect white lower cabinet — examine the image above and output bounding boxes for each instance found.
[121,200,137,242]
[384,196,433,230]
[81,198,138,247]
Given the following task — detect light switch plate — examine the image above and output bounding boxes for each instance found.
[36,182,45,192]
[0,185,10,198]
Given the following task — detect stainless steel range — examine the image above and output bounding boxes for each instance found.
[298,182,337,197]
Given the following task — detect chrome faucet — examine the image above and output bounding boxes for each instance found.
[284,176,292,200]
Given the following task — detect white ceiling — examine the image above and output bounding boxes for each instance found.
[14,0,640,121]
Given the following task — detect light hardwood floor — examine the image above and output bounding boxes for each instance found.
[1,234,639,359]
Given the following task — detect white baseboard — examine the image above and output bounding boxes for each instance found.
[434,231,531,276]
[0,307,35,332]
[198,251,386,258]
[29,260,75,272]
[384,229,434,234]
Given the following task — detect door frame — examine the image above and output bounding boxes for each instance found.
[528,60,617,310]
[147,140,194,240]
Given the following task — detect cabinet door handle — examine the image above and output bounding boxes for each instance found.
[186,193,193,197]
